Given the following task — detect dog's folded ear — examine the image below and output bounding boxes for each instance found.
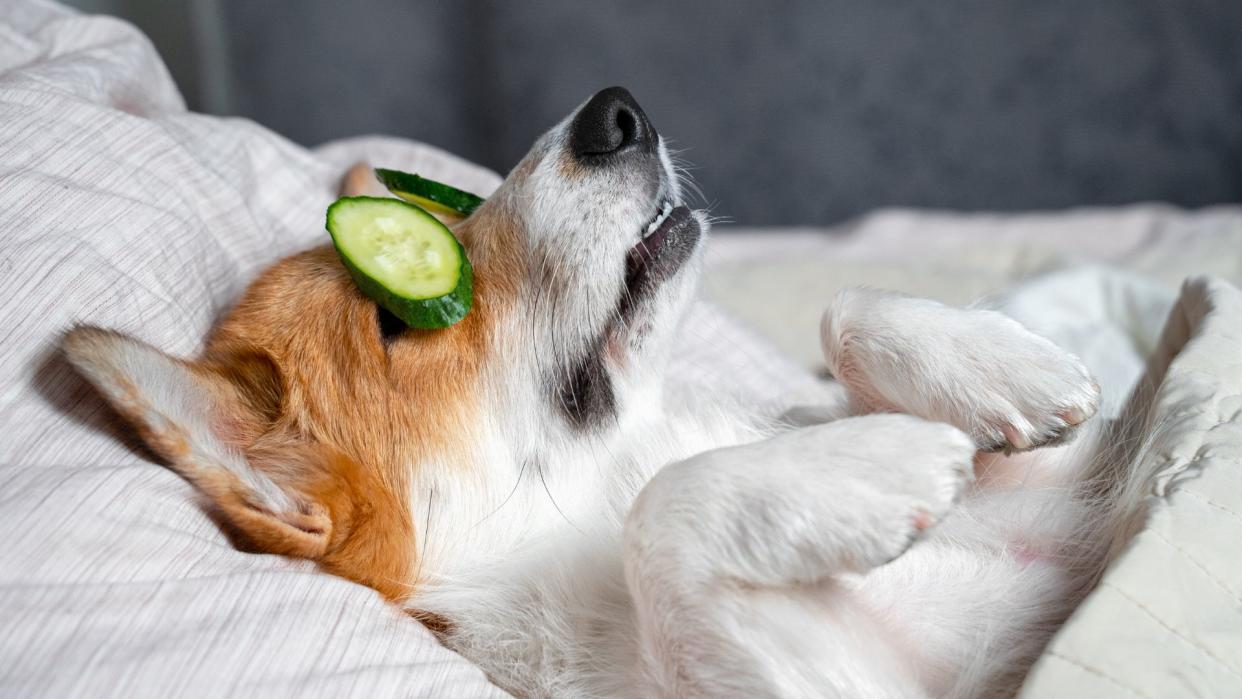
[62,326,334,559]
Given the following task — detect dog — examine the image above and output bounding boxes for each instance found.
[64,87,1145,697]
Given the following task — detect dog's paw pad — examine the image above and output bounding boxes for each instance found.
[911,508,935,532]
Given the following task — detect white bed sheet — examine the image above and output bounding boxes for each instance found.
[2,2,1240,697]
[1022,277,1242,697]
[703,208,1242,368]
[0,3,506,696]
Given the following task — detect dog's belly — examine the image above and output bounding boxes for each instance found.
[715,583,927,698]
[841,490,1082,697]
[711,532,1070,697]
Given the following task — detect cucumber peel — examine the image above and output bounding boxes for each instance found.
[326,196,473,329]
[374,168,485,218]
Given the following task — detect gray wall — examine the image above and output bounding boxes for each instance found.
[67,0,1242,226]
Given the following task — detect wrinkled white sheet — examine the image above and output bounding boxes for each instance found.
[704,208,1242,368]
[0,2,506,697]
[1,2,1239,697]
[1022,276,1242,697]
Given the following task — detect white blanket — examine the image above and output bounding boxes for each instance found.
[0,3,504,696]
[1023,276,1242,697]
[1,3,1239,697]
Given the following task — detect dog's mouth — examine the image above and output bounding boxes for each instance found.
[623,198,701,308]
[556,194,699,428]
[641,197,677,239]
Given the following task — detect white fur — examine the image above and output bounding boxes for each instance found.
[410,298,1110,697]
[71,95,1160,698]
[822,288,1100,452]
[394,100,1135,697]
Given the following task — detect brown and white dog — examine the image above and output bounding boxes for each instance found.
[66,87,1140,697]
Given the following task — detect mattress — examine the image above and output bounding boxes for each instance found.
[1,3,1240,697]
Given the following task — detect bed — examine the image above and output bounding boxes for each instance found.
[2,3,1240,696]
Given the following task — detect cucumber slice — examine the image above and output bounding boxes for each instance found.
[326,196,473,329]
[374,168,485,218]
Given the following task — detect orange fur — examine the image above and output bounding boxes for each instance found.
[194,234,516,601]
[66,178,528,602]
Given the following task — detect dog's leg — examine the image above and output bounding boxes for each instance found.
[624,414,974,697]
[821,288,1101,452]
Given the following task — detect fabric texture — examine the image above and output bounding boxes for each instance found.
[2,3,1240,697]
[0,3,507,697]
[1020,276,1242,697]
[704,208,1242,368]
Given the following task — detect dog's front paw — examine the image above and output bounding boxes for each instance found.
[970,322,1100,452]
[908,308,1101,453]
[773,415,978,572]
[823,290,1101,453]
[829,415,977,567]
[626,415,976,586]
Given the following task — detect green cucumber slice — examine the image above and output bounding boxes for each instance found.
[326,196,473,329]
[374,168,485,218]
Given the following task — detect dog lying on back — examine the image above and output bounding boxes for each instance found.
[67,87,1135,697]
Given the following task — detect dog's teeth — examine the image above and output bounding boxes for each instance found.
[642,201,676,239]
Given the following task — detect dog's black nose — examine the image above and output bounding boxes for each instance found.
[570,87,656,161]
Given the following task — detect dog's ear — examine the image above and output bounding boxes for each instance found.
[62,326,334,559]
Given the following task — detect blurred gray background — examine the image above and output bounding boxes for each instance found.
[66,0,1242,226]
